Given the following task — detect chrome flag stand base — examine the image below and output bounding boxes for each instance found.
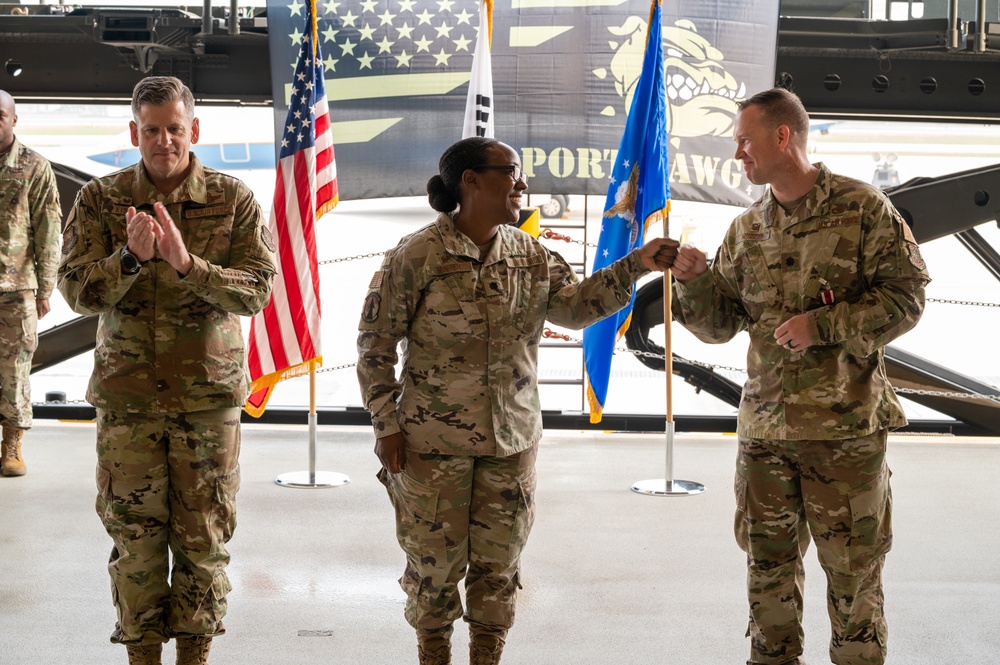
[631,478,705,496]
[631,421,705,497]
[276,470,350,489]
[275,412,350,489]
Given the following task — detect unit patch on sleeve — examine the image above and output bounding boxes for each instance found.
[906,242,926,271]
[260,226,276,253]
[362,293,381,323]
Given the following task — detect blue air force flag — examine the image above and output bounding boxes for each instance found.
[583,0,669,424]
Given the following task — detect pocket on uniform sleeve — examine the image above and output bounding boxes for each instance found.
[847,465,893,571]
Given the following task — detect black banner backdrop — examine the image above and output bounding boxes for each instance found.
[266,0,778,206]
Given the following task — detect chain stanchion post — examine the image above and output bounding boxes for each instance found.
[632,213,705,497]
[275,362,350,489]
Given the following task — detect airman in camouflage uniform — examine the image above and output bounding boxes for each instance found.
[671,88,931,665]
[0,89,62,477]
[358,137,677,665]
[57,77,276,665]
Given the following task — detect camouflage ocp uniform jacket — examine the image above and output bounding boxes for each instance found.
[57,156,277,413]
[0,137,61,297]
[673,163,931,440]
[358,213,651,457]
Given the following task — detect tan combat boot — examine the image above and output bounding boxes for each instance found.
[175,636,212,665]
[1,425,26,477]
[126,643,162,665]
[417,636,451,665]
[469,634,505,665]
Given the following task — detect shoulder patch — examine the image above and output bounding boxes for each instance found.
[260,225,276,252]
[62,222,77,255]
[362,293,381,323]
[906,242,926,271]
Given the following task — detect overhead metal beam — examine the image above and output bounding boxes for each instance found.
[2,6,1000,120]
[775,16,1000,122]
[0,5,271,105]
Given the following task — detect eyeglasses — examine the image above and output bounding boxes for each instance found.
[472,164,528,183]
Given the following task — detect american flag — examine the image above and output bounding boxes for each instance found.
[246,0,338,417]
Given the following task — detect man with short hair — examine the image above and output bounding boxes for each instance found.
[58,76,277,665]
[0,89,62,477]
[671,87,931,665]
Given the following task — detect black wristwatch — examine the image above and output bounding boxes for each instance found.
[120,246,142,275]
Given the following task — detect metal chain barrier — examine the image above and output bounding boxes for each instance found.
[317,251,386,266]
[317,361,357,373]
[299,347,1000,404]
[926,297,1000,308]
[540,228,597,248]
[312,226,599,267]
[301,254,1000,401]
[539,329,1000,403]
[893,386,1000,402]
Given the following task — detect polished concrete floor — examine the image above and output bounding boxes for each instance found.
[1,421,998,664]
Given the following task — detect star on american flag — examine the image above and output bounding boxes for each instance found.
[285,0,481,77]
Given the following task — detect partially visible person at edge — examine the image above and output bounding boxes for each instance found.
[57,76,277,665]
[357,136,678,665]
[670,87,931,665]
[0,89,62,478]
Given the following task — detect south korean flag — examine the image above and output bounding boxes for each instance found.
[463,0,494,139]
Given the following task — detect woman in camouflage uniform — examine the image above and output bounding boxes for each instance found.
[357,137,677,665]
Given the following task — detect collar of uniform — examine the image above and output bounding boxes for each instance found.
[0,136,21,169]
[435,212,515,266]
[763,161,835,229]
[129,153,209,207]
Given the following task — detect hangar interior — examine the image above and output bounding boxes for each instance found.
[0,2,998,665]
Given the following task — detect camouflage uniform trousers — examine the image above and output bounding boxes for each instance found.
[735,431,892,665]
[378,445,537,642]
[95,407,241,645]
[0,290,37,429]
